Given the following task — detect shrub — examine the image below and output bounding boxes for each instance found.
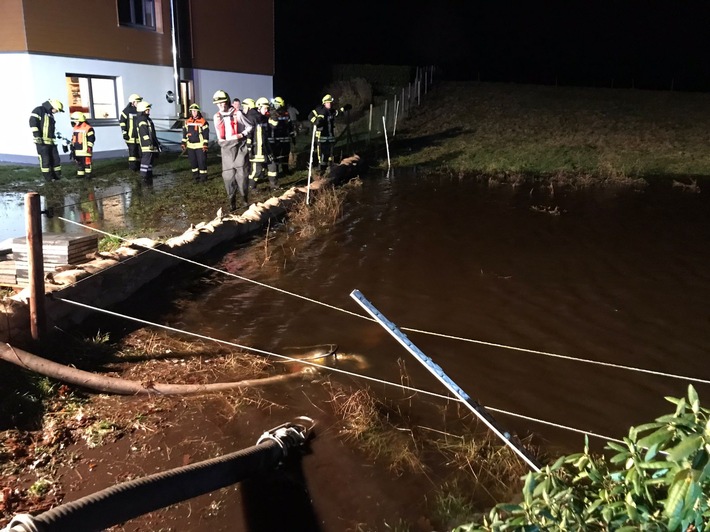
[456,385,710,531]
[323,78,373,117]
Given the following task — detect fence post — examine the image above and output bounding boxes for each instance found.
[26,192,46,341]
[368,103,373,144]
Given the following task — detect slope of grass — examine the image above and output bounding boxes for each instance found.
[393,81,710,179]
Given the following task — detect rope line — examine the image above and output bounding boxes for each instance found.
[54,296,623,445]
[53,296,455,402]
[58,217,710,387]
[58,217,370,321]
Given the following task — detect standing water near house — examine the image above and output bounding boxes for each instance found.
[166,169,710,456]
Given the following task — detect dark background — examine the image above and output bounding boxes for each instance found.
[274,0,710,110]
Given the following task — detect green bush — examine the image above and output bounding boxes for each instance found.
[457,385,710,531]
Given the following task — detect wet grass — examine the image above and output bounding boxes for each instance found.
[393,81,710,181]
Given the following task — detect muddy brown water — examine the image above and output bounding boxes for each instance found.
[33,170,710,530]
[165,170,710,456]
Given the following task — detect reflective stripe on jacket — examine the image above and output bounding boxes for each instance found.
[72,122,95,156]
[120,104,140,144]
[29,101,56,145]
[137,114,159,152]
[182,116,209,149]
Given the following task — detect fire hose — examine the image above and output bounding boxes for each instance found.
[2,417,315,532]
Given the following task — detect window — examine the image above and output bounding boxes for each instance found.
[65,75,119,122]
[118,0,156,29]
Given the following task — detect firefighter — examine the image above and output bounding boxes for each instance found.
[241,98,259,157]
[70,111,95,178]
[29,99,64,181]
[309,94,339,174]
[268,96,296,175]
[120,93,143,171]
[213,89,253,211]
[181,104,209,182]
[249,97,278,192]
[135,101,160,185]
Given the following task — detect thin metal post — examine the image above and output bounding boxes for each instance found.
[307,126,316,205]
[382,117,391,169]
[368,103,373,143]
[393,100,399,137]
[26,192,45,341]
[383,99,388,132]
[350,290,541,472]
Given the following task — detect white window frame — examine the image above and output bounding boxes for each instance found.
[66,74,120,125]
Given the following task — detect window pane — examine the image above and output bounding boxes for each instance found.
[91,78,118,119]
[117,0,132,25]
[144,0,155,27]
[65,76,90,115]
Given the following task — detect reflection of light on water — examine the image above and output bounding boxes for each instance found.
[0,184,135,242]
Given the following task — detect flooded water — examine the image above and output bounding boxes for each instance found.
[0,184,133,246]
[163,170,710,457]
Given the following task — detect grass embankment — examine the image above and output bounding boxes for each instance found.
[392,81,710,180]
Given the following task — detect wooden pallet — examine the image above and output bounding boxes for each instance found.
[12,233,98,284]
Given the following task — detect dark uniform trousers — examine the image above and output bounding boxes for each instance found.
[36,144,62,181]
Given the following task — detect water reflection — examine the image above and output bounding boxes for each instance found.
[0,182,136,243]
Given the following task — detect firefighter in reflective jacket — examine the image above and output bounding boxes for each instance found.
[268,96,296,175]
[120,93,142,171]
[136,101,160,184]
[70,112,95,178]
[29,99,64,181]
[309,94,339,174]
[181,104,209,182]
[249,97,278,191]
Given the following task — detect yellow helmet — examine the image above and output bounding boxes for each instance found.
[188,103,201,111]
[242,98,255,109]
[256,97,270,107]
[136,101,152,113]
[212,90,230,104]
[48,99,64,112]
[128,93,143,103]
[70,111,86,122]
[271,96,285,109]
[322,94,334,104]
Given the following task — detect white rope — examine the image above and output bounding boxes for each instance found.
[58,216,710,387]
[400,327,710,386]
[58,217,369,321]
[54,296,624,445]
[53,296,455,402]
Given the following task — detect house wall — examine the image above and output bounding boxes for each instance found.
[0,53,273,164]
[189,0,274,75]
[20,0,173,66]
[3,0,274,75]
[0,0,27,51]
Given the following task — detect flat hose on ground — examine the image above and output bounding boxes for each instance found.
[5,417,315,532]
[0,343,308,395]
[9,440,282,531]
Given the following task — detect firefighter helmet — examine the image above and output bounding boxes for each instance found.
[212,90,230,104]
[256,97,270,108]
[188,103,201,111]
[322,94,334,104]
[70,111,86,123]
[128,93,143,103]
[136,101,152,113]
[242,98,256,109]
[48,99,64,112]
[271,96,285,109]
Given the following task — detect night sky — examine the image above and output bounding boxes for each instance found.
[274,1,710,109]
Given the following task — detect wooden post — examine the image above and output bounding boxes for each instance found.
[26,192,46,341]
